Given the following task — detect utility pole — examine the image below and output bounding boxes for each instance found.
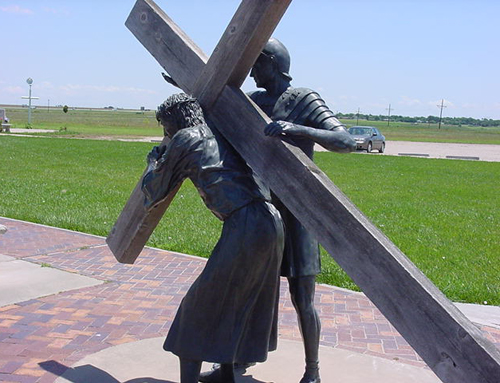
[356,107,360,125]
[386,104,393,127]
[48,99,50,113]
[437,99,447,129]
[21,78,39,126]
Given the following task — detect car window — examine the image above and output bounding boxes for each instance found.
[349,127,371,135]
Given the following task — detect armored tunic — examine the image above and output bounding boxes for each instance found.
[142,125,284,363]
[249,87,342,277]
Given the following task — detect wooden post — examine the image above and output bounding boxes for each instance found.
[107,1,500,382]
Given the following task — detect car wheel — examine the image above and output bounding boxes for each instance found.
[367,142,372,153]
[379,142,385,153]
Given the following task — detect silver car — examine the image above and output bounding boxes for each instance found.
[348,126,386,153]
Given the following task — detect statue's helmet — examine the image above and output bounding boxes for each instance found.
[262,38,292,81]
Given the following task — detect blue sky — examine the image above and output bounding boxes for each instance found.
[1,0,499,119]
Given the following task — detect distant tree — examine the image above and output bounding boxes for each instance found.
[63,105,69,114]
[339,111,500,127]
[427,115,439,124]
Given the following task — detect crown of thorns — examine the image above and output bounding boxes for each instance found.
[162,95,198,114]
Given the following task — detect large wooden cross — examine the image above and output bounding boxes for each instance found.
[106,1,500,382]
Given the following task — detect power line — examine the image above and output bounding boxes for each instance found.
[437,99,447,129]
[386,104,393,127]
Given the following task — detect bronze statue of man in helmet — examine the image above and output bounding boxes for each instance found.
[200,38,355,383]
[248,37,355,383]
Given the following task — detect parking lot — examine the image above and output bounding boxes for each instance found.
[317,141,500,162]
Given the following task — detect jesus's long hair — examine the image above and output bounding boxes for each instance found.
[156,93,205,131]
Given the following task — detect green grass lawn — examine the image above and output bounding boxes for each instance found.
[5,107,161,137]
[315,152,500,305]
[5,107,500,144]
[1,135,498,305]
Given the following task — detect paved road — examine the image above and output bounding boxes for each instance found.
[316,140,500,162]
[382,141,500,162]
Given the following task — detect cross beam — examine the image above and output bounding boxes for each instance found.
[107,1,500,382]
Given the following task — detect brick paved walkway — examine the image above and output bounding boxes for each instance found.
[0,217,499,382]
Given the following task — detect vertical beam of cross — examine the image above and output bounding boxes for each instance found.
[192,0,290,107]
[107,0,290,263]
[107,1,500,382]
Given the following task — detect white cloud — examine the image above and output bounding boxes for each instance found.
[398,96,422,106]
[0,5,33,14]
[339,95,358,101]
[59,83,157,95]
[461,102,480,110]
[2,86,24,95]
[42,7,69,16]
[457,102,500,119]
[365,102,390,110]
[428,99,454,108]
[38,81,55,90]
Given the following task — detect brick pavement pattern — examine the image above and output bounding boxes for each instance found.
[0,217,499,382]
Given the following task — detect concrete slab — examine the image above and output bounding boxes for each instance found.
[379,141,500,162]
[9,128,57,133]
[0,256,103,307]
[54,337,440,383]
[0,254,14,262]
[455,302,500,329]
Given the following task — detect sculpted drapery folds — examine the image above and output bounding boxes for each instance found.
[142,94,284,383]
